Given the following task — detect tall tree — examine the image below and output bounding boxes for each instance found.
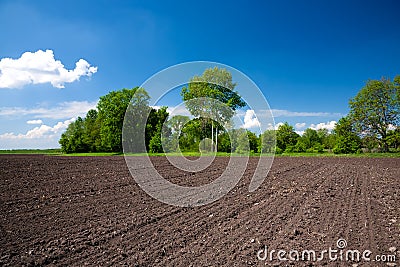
[97,88,139,152]
[147,107,169,153]
[332,116,361,154]
[259,129,276,153]
[181,67,245,151]
[59,117,87,153]
[276,122,299,151]
[165,115,190,152]
[349,76,400,152]
[83,109,101,152]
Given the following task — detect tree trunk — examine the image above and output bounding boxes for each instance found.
[382,134,389,152]
[211,120,214,152]
[215,127,218,152]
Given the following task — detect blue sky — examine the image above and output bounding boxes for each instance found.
[0,0,399,149]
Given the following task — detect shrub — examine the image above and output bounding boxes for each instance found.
[284,145,295,153]
[275,147,283,154]
[294,141,307,152]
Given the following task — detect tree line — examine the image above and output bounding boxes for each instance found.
[59,69,400,154]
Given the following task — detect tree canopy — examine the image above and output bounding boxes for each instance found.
[181,67,246,152]
[349,76,400,151]
[59,73,400,155]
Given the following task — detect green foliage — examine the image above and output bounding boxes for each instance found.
[59,117,87,153]
[163,115,190,152]
[284,145,295,153]
[306,143,324,153]
[178,118,202,152]
[59,74,400,155]
[181,67,245,152]
[59,88,169,154]
[275,147,283,154]
[276,122,299,151]
[83,109,101,152]
[236,129,252,154]
[149,134,163,153]
[349,76,400,152]
[294,140,307,152]
[333,136,361,154]
[247,130,259,153]
[97,88,139,152]
[217,131,231,152]
[181,67,245,120]
[259,129,276,153]
[361,135,380,152]
[146,106,169,151]
[332,117,361,154]
[300,128,321,148]
[386,127,400,150]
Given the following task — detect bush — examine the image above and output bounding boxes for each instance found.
[312,143,324,153]
[333,136,361,154]
[284,145,295,153]
[149,134,163,153]
[294,141,307,152]
[275,147,283,154]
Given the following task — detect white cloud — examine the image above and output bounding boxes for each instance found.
[295,122,306,130]
[0,100,97,119]
[274,122,284,130]
[0,49,97,89]
[241,109,260,129]
[166,105,192,117]
[0,118,75,140]
[27,119,43,125]
[271,109,342,118]
[310,121,337,131]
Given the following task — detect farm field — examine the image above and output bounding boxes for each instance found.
[0,155,399,266]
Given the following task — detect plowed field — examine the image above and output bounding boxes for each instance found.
[1,155,399,266]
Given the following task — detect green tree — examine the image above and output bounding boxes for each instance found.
[259,129,276,153]
[317,129,329,148]
[332,117,361,154]
[217,131,231,152]
[123,88,152,153]
[294,140,307,152]
[59,117,87,153]
[98,88,139,152]
[181,67,245,151]
[164,115,190,152]
[178,118,203,152]
[387,127,400,150]
[361,135,380,152]
[235,129,250,154]
[83,109,101,152]
[146,107,169,152]
[168,115,190,133]
[349,76,400,152]
[276,122,299,151]
[300,128,320,149]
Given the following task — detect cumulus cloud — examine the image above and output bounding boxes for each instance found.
[0,118,75,140]
[295,122,306,130]
[241,109,260,129]
[0,100,97,119]
[0,49,97,89]
[310,121,337,131]
[27,119,43,125]
[274,122,284,130]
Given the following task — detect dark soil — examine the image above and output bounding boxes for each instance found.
[0,155,399,266]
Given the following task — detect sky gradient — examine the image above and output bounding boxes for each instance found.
[1,0,399,149]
